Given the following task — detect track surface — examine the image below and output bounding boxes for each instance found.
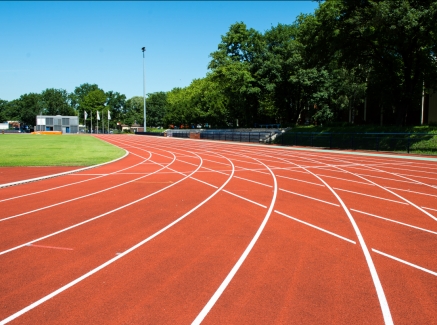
[0,167,80,185]
[1,135,437,324]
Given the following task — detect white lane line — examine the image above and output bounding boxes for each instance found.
[279,188,340,207]
[385,186,437,198]
[223,190,267,208]
[191,177,218,189]
[0,155,167,223]
[351,209,437,236]
[233,175,272,188]
[275,210,356,244]
[372,249,437,277]
[298,169,393,325]
[295,155,437,223]
[276,174,324,187]
[355,172,432,186]
[0,153,153,203]
[70,173,109,176]
[312,173,375,186]
[422,206,437,212]
[0,152,183,255]
[179,157,272,188]
[333,188,408,205]
[192,157,278,325]
[0,154,235,325]
[0,148,129,189]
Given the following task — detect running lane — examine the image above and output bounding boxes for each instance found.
[1,135,437,325]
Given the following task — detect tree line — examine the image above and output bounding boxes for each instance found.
[1,0,436,129]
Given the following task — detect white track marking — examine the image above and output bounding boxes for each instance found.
[285,163,394,325]
[372,249,437,277]
[333,188,408,205]
[299,156,437,222]
[0,153,152,203]
[0,155,235,325]
[70,173,108,176]
[140,149,273,189]
[279,188,340,207]
[0,153,173,223]
[0,152,187,255]
[0,147,129,189]
[311,173,375,186]
[276,174,324,186]
[346,166,437,184]
[192,157,277,325]
[275,210,356,244]
[233,175,272,187]
[350,209,437,236]
[385,186,437,198]
[223,190,267,208]
[422,206,437,212]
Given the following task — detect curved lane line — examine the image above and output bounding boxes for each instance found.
[0,149,181,254]
[0,150,151,203]
[0,146,129,189]
[0,151,160,222]
[0,142,235,325]
[298,155,437,222]
[192,156,278,325]
[274,156,394,325]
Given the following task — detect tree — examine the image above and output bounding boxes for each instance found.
[209,22,264,127]
[6,93,42,127]
[81,89,107,126]
[124,96,144,126]
[40,88,75,116]
[106,91,126,128]
[146,92,167,127]
[0,99,8,122]
[69,83,101,123]
[304,0,437,125]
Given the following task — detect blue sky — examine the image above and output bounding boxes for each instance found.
[0,1,319,101]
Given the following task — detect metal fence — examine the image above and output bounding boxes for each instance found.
[137,130,437,155]
[169,131,275,143]
[276,132,437,154]
[200,131,274,143]
[135,131,165,136]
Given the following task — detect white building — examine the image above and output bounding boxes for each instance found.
[35,115,79,133]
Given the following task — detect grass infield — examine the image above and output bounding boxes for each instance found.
[0,134,125,167]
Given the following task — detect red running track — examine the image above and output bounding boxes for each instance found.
[1,134,437,325]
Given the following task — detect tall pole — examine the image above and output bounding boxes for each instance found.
[142,47,146,132]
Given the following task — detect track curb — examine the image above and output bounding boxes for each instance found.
[0,149,129,189]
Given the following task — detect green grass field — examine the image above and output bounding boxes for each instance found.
[0,134,125,167]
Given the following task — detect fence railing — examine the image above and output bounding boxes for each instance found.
[135,131,164,136]
[276,132,437,154]
[137,130,437,154]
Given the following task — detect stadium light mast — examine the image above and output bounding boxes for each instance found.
[142,47,146,131]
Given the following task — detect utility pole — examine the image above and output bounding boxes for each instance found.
[142,47,146,132]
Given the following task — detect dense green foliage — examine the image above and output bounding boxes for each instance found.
[1,0,436,129]
[0,134,125,166]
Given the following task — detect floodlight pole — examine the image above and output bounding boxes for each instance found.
[142,47,146,132]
